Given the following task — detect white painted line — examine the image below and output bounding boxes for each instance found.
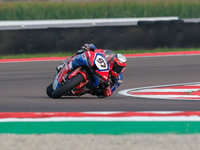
[83,111,123,114]
[130,89,199,92]
[1,116,200,122]
[131,95,200,98]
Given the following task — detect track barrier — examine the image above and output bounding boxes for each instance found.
[0,19,200,55]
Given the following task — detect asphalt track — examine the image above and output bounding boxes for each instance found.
[1,54,200,112]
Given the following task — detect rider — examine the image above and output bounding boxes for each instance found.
[56,43,127,98]
[91,51,127,98]
[56,43,97,72]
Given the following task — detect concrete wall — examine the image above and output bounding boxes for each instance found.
[0,20,200,55]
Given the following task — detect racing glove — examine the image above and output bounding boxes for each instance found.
[103,85,112,97]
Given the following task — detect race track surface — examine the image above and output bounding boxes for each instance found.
[1,55,200,112]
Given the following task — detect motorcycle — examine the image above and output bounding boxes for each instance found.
[46,49,114,99]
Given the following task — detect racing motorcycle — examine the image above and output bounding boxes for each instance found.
[46,49,114,99]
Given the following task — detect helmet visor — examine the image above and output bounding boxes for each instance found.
[113,62,124,74]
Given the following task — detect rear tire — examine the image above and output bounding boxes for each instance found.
[46,83,53,98]
[51,74,85,99]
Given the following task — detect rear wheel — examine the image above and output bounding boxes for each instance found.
[51,74,85,99]
[46,83,53,98]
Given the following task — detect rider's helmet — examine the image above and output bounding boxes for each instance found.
[107,54,127,76]
[82,43,97,51]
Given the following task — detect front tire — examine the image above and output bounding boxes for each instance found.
[51,74,85,99]
[46,83,53,98]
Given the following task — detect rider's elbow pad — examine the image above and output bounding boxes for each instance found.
[115,79,123,87]
[117,79,123,84]
[77,49,84,55]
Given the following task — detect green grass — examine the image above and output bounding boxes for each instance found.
[0,1,200,20]
[1,47,200,59]
[114,47,200,54]
[0,52,75,59]
[0,121,200,134]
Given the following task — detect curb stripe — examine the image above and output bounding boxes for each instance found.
[130,89,199,92]
[119,82,200,101]
[0,112,200,134]
[158,85,200,89]
[1,111,200,119]
[129,92,190,95]
[131,95,200,99]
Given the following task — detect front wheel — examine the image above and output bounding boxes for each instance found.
[46,83,53,98]
[51,74,85,99]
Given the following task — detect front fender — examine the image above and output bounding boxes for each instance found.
[53,73,61,90]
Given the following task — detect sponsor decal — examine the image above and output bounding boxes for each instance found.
[95,54,108,70]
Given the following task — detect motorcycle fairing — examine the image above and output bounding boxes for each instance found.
[71,52,88,67]
[91,76,100,88]
[93,53,109,72]
[53,78,60,90]
[53,65,69,90]
[52,50,110,93]
[52,53,88,91]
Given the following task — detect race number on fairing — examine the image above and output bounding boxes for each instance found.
[94,55,108,70]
